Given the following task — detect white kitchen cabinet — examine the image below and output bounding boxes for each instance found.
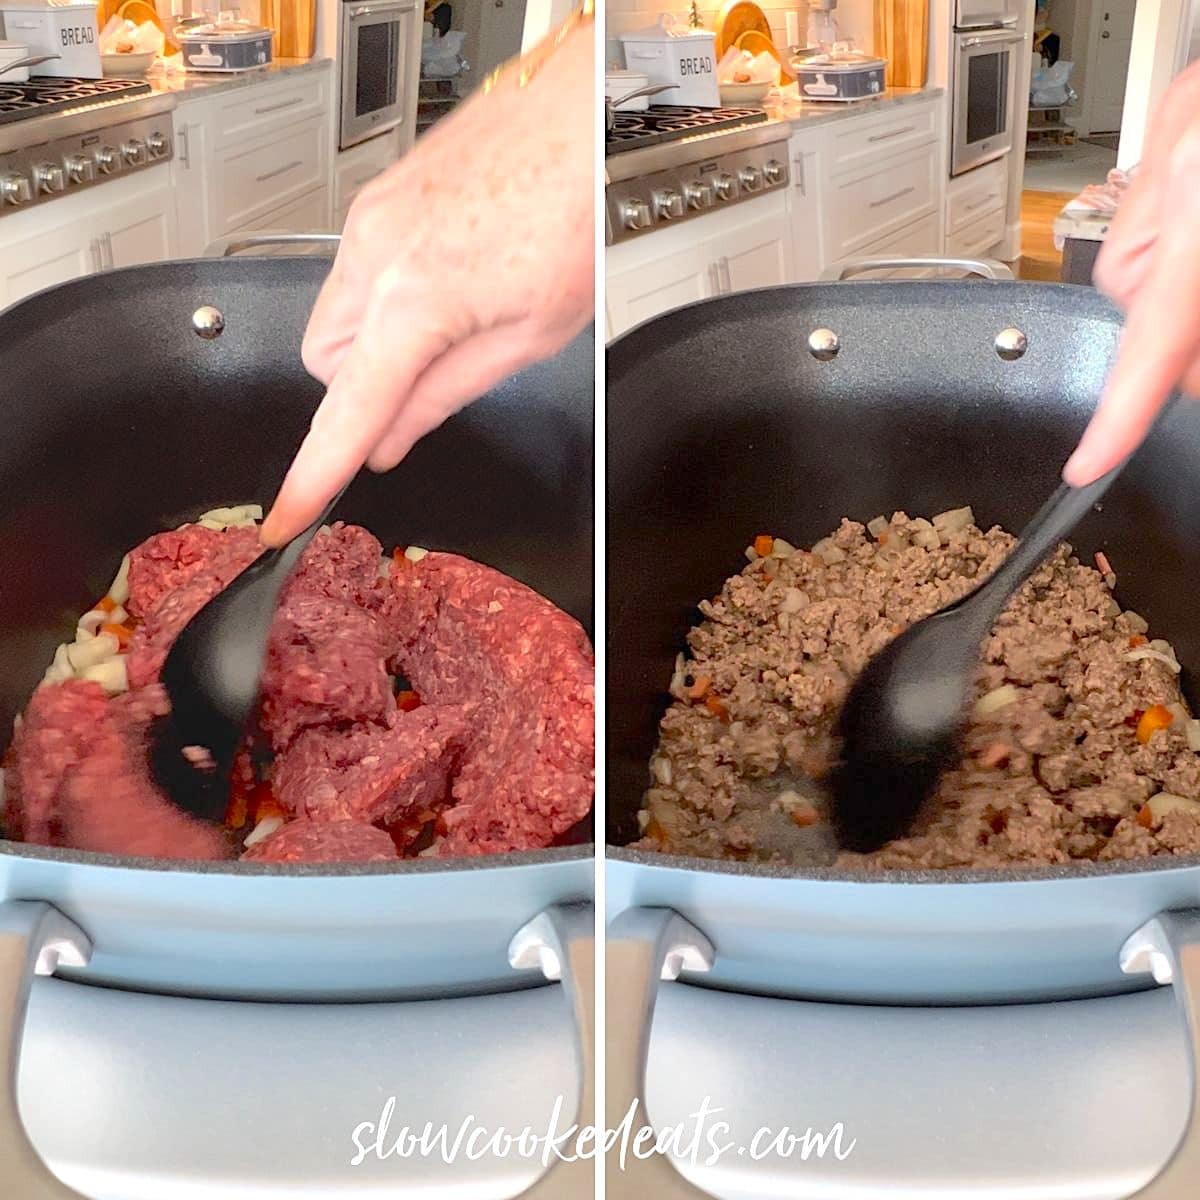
[230,187,333,253]
[605,193,791,340]
[334,129,400,230]
[0,166,176,311]
[171,66,333,257]
[786,129,825,281]
[606,243,716,337]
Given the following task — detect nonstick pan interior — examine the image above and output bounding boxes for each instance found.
[606,281,1200,867]
[0,258,595,865]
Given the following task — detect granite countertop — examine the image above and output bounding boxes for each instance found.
[1052,208,1111,245]
[148,56,331,100]
[766,84,945,130]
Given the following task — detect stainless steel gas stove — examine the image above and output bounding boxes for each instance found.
[605,106,790,246]
[0,77,174,218]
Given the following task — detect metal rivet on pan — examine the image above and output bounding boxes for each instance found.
[808,328,840,361]
[994,327,1028,361]
[192,305,225,340]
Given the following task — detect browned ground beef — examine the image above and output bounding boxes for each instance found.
[635,510,1200,869]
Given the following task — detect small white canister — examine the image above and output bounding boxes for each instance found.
[0,0,101,79]
[619,15,720,108]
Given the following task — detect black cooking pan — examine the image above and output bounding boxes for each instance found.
[0,250,594,1198]
[605,262,1200,1199]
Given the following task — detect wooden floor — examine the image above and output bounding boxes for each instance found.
[1015,190,1074,282]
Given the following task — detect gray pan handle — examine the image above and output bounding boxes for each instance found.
[821,256,1016,281]
[1121,910,1200,1198]
[203,233,343,258]
[0,902,92,1197]
[605,907,717,1199]
[509,903,596,1200]
[607,905,1200,1198]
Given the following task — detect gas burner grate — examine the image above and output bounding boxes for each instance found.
[0,76,153,127]
[605,105,768,155]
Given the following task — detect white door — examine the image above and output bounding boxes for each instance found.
[0,216,97,312]
[1088,0,1138,133]
[605,243,716,340]
[171,107,215,258]
[478,0,527,77]
[787,134,825,282]
[717,211,794,294]
[100,175,178,269]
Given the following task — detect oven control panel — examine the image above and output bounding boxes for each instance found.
[606,142,790,245]
[0,113,174,219]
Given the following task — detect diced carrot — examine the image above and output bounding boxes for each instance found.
[789,806,820,828]
[643,818,672,848]
[224,792,248,830]
[1136,704,1174,745]
[753,534,774,558]
[705,696,730,723]
[877,531,889,546]
[1137,804,1155,830]
[96,595,117,614]
[100,621,133,650]
[391,546,416,570]
[980,742,1012,769]
[395,689,422,712]
[1095,551,1113,578]
[687,675,712,701]
[1129,635,1148,648]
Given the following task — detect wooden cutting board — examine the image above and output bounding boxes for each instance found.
[715,0,772,59]
[874,0,928,89]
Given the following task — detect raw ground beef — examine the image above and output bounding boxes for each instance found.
[635,511,1200,870]
[5,521,594,863]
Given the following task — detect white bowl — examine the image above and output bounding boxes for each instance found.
[0,39,30,83]
[101,51,157,77]
[718,80,773,105]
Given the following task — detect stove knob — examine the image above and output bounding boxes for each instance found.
[620,198,652,231]
[684,181,714,210]
[94,146,118,174]
[65,154,96,184]
[33,162,65,195]
[0,172,32,205]
[146,131,168,159]
[738,165,763,192]
[763,159,786,185]
[713,172,736,200]
[652,187,684,220]
[122,139,147,166]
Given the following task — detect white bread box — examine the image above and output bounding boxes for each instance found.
[619,16,719,108]
[0,0,101,78]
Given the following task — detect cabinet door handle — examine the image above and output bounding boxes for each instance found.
[256,159,302,183]
[254,96,303,115]
[718,256,732,293]
[177,127,190,169]
[102,232,114,269]
[793,153,806,195]
[870,185,915,209]
[708,262,721,294]
[89,239,103,272]
[963,193,996,213]
[867,123,915,143]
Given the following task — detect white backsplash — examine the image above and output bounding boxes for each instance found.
[604,0,878,67]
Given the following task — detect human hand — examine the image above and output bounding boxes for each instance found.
[1063,62,1200,487]
[261,17,594,545]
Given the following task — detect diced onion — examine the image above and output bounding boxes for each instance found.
[636,809,651,832]
[1147,792,1200,821]
[66,632,119,672]
[1124,647,1182,673]
[975,684,1020,716]
[197,518,225,531]
[243,814,285,848]
[80,658,128,695]
[1186,720,1200,753]
[812,537,846,565]
[744,545,759,563]
[933,506,974,534]
[1123,611,1150,634]
[1168,703,1191,727]
[78,609,107,637]
[404,546,428,563]
[781,587,809,614]
[43,643,73,685]
[668,653,687,700]
[912,528,941,550]
[867,516,888,538]
[770,537,796,559]
[377,556,391,579]
[108,554,131,606]
[651,756,673,787]
[198,504,263,530]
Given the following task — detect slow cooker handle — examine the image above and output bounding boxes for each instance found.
[203,233,343,257]
[509,903,596,1200]
[820,256,1016,281]
[1121,910,1200,1198]
[0,901,92,1198]
[605,907,717,1198]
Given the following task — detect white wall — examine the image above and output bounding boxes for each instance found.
[605,0,879,67]
[1045,0,1093,130]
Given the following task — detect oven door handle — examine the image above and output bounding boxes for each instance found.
[960,29,1024,47]
[347,0,414,16]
